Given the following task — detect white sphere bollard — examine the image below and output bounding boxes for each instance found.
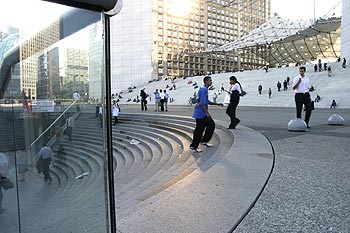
[288,118,307,131]
[328,114,344,125]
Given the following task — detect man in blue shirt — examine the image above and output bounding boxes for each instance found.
[190,76,223,152]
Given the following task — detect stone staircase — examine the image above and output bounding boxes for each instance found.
[0,111,235,233]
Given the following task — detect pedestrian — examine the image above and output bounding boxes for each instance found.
[0,152,11,214]
[268,88,272,98]
[330,99,337,108]
[292,66,313,128]
[55,126,62,152]
[342,57,346,68]
[226,76,242,129]
[36,145,54,184]
[277,81,281,92]
[286,76,290,85]
[258,84,262,95]
[140,88,148,111]
[159,89,165,111]
[313,64,318,72]
[164,90,169,111]
[327,65,332,77]
[112,100,120,125]
[154,89,160,111]
[66,114,74,141]
[190,76,223,152]
[283,80,288,91]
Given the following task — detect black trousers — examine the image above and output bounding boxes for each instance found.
[160,99,165,111]
[295,93,312,125]
[190,117,215,148]
[226,102,239,128]
[141,99,147,111]
[42,158,52,182]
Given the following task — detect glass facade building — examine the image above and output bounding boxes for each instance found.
[0,0,119,232]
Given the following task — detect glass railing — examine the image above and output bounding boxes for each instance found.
[0,1,109,232]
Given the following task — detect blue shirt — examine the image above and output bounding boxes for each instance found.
[38,146,54,160]
[192,86,211,119]
[154,91,160,99]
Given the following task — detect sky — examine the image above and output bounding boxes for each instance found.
[271,0,342,20]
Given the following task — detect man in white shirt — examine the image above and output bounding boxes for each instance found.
[293,66,312,128]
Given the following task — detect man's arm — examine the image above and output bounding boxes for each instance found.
[293,77,301,90]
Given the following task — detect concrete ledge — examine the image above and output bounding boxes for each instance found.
[117,122,274,233]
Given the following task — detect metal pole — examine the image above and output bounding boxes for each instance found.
[103,14,117,233]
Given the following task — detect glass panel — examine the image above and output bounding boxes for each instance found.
[0,1,109,232]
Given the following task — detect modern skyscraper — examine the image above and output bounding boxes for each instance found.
[110,0,270,93]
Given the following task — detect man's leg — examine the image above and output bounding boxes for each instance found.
[295,94,303,118]
[304,94,312,125]
[201,117,215,143]
[190,118,206,149]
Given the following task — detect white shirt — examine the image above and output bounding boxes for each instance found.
[231,83,242,94]
[293,75,310,93]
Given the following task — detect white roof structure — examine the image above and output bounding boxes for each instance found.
[210,16,342,65]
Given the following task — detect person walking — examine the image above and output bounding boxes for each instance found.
[226,76,242,129]
[268,88,272,98]
[37,145,54,184]
[293,66,313,128]
[327,65,332,77]
[140,88,148,111]
[112,101,120,125]
[342,57,347,68]
[66,115,74,141]
[258,84,262,95]
[190,76,223,152]
[0,153,10,213]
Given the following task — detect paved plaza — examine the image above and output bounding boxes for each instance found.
[123,105,350,232]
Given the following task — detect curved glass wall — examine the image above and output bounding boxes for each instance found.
[0,1,110,232]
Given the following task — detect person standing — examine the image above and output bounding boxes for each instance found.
[159,89,165,111]
[268,88,272,98]
[277,81,281,92]
[342,57,347,68]
[140,88,148,111]
[154,89,160,111]
[164,90,169,111]
[226,76,242,129]
[37,145,54,184]
[293,66,312,128]
[112,101,120,125]
[190,76,223,152]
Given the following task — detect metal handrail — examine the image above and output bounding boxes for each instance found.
[30,99,78,147]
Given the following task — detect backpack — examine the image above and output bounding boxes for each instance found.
[191,88,201,105]
[0,153,9,177]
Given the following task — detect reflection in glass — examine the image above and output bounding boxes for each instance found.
[0,1,109,232]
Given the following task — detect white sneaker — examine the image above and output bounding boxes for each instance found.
[200,142,213,147]
[190,147,202,152]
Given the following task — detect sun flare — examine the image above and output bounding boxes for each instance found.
[169,0,193,17]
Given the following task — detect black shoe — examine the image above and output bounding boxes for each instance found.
[235,119,240,126]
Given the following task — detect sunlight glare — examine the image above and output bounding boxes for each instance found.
[169,0,193,17]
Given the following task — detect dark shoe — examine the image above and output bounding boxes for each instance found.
[228,126,235,129]
[235,119,240,126]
